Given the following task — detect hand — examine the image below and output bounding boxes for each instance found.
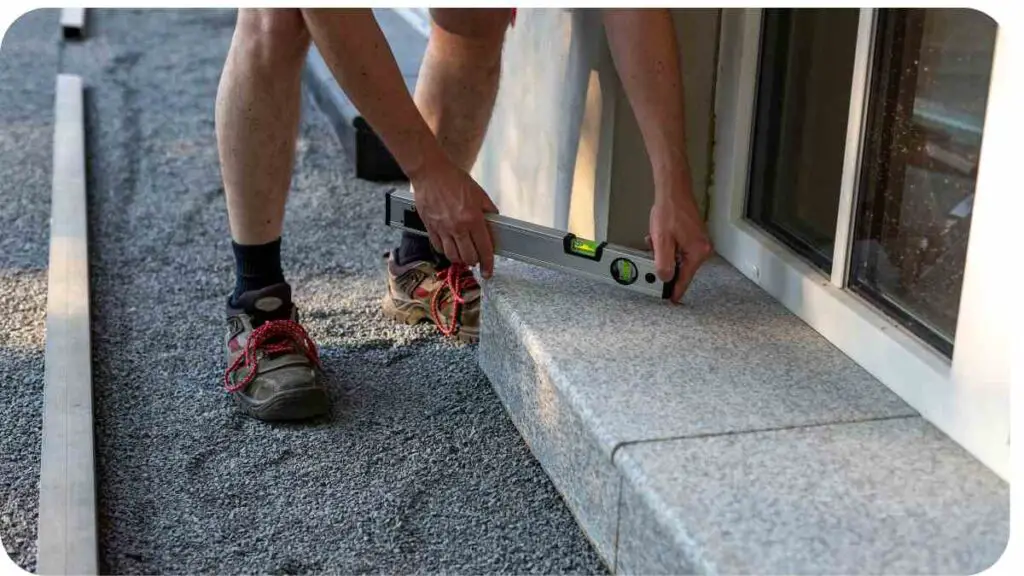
[648,193,713,304]
[409,158,499,278]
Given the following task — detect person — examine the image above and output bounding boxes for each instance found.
[216,8,712,421]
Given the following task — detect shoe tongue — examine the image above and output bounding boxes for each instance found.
[236,283,293,318]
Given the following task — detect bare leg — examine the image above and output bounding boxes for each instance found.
[216,8,310,245]
[215,9,329,422]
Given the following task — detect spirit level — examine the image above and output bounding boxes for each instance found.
[385,189,676,299]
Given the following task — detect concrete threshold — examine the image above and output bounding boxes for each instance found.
[478,256,1009,574]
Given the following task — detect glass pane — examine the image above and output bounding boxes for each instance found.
[851,9,996,356]
[747,9,862,273]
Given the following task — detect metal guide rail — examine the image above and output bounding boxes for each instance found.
[385,189,675,299]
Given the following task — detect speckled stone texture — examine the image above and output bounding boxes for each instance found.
[480,257,916,457]
[615,417,1009,575]
[478,256,1008,575]
[480,290,622,567]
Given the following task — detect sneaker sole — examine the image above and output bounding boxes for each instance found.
[381,293,478,344]
[232,386,330,421]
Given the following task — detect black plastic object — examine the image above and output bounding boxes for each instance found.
[403,208,427,233]
[354,117,408,182]
[661,267,679,300]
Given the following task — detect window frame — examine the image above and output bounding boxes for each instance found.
[709,8,1010,480]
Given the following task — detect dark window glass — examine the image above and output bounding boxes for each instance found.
[747,9,862,273]
[851,9,996,356]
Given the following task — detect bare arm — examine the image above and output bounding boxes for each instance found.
[299,9,445,178]
[603,9,712,303]
[299,9,497,275]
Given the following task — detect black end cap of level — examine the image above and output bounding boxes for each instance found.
[661,265,680,299]
[403,209,427,233]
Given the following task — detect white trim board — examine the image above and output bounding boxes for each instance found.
[830,9,876,288]
[709,9,1009,481]
[37,73,98,576]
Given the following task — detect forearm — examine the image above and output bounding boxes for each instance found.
[300,9,446,178]
[603,9,693,203]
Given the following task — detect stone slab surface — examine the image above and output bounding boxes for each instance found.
[480,256,1007,575]
[614,417,1009,575]
[481,257,916,458]
[480,290,621,569]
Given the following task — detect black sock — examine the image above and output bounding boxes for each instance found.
[396,232,447,266]
[231,237,286,305]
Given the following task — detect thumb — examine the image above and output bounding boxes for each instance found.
[481,193,499,214]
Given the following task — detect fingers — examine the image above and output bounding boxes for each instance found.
[441,235,462,265]
[670,256,698,304]
[429,231,444,255]
[482,197,499,214]
[669,240,713,304]
[475,190,498,277]
[652,232,676,281]
[480,192,499,214]
[473,219,496,278]
[454,233,479,268]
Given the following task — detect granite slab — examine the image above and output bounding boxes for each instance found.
[481,257,917,459]
[480,290,621,569]
[614,417,1009,575]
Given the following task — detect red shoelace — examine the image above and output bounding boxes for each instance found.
[224,319,321,393]
[430,264,475,337]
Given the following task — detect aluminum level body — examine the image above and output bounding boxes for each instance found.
[385,189,673,299]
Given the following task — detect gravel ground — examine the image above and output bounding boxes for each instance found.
[0,9,60,571]
[56,8,605,574]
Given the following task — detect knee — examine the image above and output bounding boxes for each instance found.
[431,9,510,43]
[429,9,510,67]
[430,8,513,37]
[234,9,310,68]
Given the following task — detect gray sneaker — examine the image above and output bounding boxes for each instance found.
[223,283,329,421]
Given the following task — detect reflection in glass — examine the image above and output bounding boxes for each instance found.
[747,9,861,273]
[851,9,997,356]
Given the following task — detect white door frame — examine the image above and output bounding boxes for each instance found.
[709,8,1011,480]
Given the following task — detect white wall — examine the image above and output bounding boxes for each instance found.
[606,10,721,249]
[472,9,721,248]
[472,8,615,241]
